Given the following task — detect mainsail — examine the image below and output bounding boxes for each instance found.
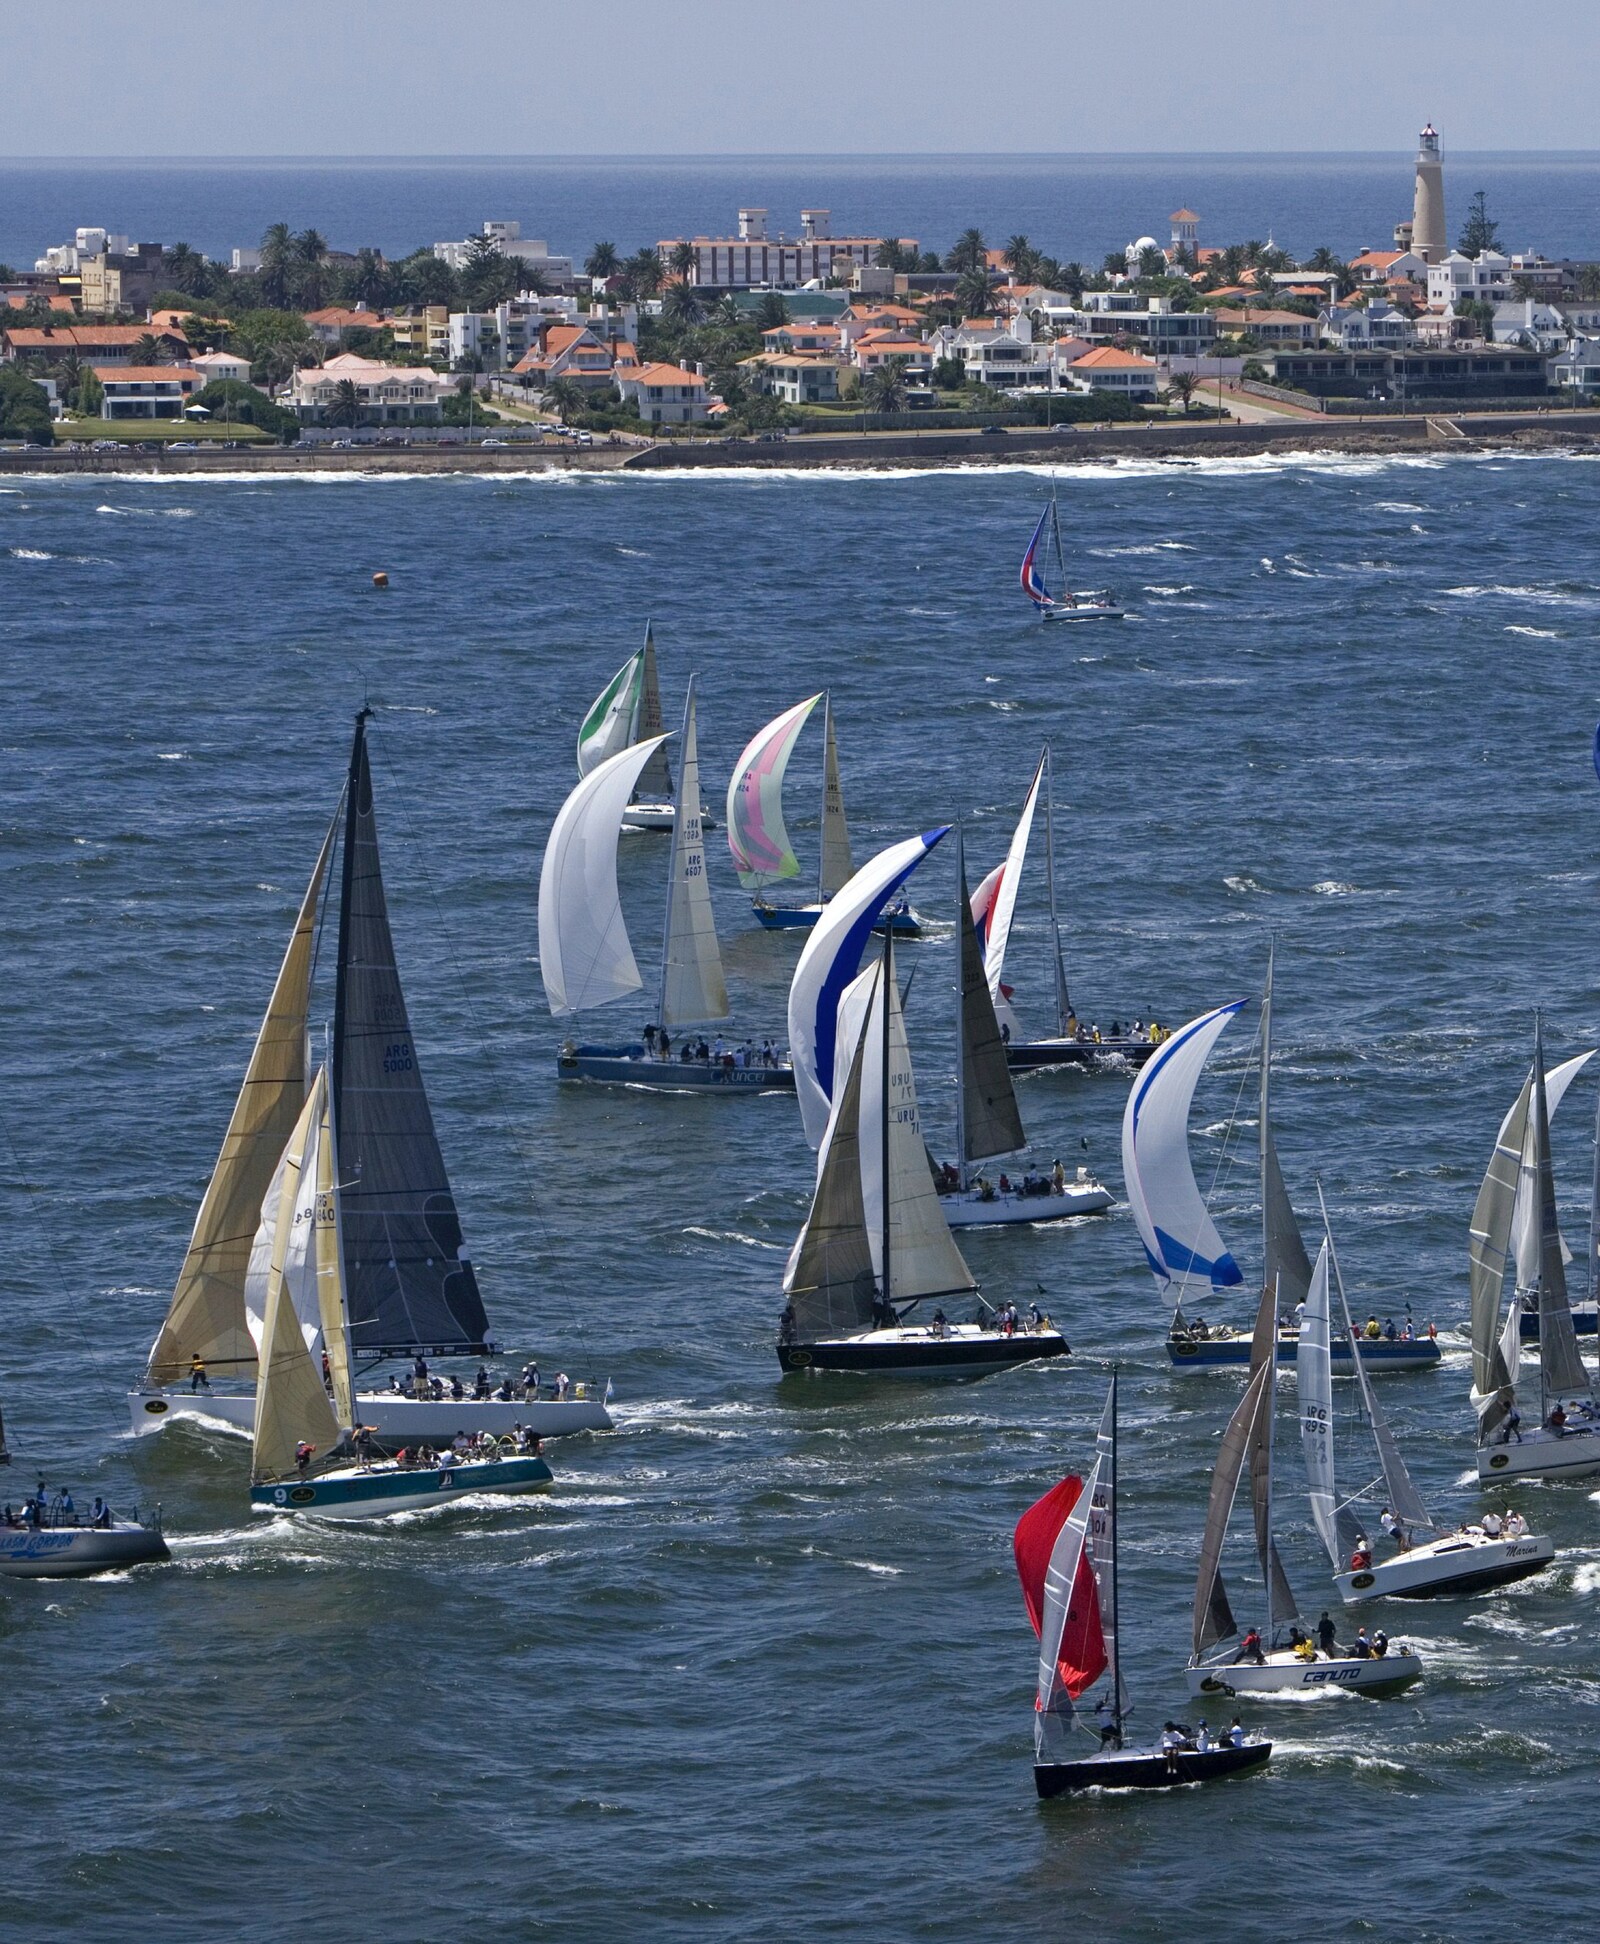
[657,679,729,1028]
[331,712,489,1359]
[788,828,949,1147]
[1192,1283,1279,1658]
[1529,1022,1594,1410]
[633,622,674,802]
[818,694,853,900]
[956,834,1024,1168]
[146,810,338,1384]
[782,979,877,1343]
[1508,1049,1594,1288]
[539,736,670,1017]
[1122,1001,1247,1291]
[725,694,822,890]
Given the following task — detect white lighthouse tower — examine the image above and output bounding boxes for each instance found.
[1411,123,1446,264]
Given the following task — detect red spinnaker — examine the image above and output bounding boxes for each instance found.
[1014,1474,1108,1701]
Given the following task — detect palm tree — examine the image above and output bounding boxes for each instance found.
[1168,371,1199,414]
[585,241,619,281]
[130,332,170,366]
[945,228,988,276]
[864,355,910,414]
[296,228,327,265]
[663,281,703,327]
[669,241,696,285]
[625,248,664,298]
[711,295,743,329]
[756,293,789,332]
[545,376,585,425]
[164,242,205,294]
[348,247,390,307]
[1003,234,1037,281]
[1305,246,1340,274]
[325,378,362,428]
[954,268,996,317]
[259,222,295,307]
[1578,263,1600,301]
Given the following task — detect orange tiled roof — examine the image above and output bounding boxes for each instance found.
[93,364,201,381]
[1073,345,1157,369]
[625,362,707,387]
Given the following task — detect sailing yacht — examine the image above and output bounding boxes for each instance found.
[725,692,917,934]
[247,1071,552,1520]
[544,678,793,1092]
[1126,961,1439,1371]
[576,622,709,833]
[975,748,1155,1073]
[1020,485,1124,623]
[1471,1018,1600,1482]
[778,931,1066,1379]
[1021,1376,1271,1796]
[131,710,613,1444]
[938,828,1113,1230]
[1300,1218,1553,1602]
[1186,1283,1423,1699]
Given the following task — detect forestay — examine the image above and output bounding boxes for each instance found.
[725,694,822,890]
[658,681,729,1028]
[539,736,670,1018]
[788,828,949,1148]
[1122,1001,1247,1291]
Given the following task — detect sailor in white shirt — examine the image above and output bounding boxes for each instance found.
[1480,1509,1503,1539]
[1502,1509,1526,1538]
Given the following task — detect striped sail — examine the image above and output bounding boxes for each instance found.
[1020,505,1054,609]
[725,694,822,890]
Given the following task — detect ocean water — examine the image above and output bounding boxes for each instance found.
[4,151,1600,273]
[2,449,1600,1942]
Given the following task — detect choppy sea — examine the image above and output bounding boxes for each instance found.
[2,448,1600,1942]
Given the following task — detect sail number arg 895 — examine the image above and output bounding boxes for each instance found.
[383,1040,415,1074]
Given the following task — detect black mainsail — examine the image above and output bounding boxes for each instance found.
[330,711,489,1357]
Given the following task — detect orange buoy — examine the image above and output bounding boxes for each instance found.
[372,570,389,588]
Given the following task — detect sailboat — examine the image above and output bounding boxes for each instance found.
[1021,1376,1271,1795]
[576,622,709,833]
[725,692,917,934]
[544,678,793,1092]
[1020,485,1123,623]
[938,826,1113,1230]
[778,929,1066,1379]
[1186,1281,1423,1698]
[974,748,1155,1073]
[131,710,614,1444]
[248,1069,552,1519]
[1471,1017,1600,1482]
[1124,967,1439,1371]
[1300,1215,1553,1602]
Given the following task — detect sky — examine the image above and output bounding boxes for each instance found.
[9,2,1600,157]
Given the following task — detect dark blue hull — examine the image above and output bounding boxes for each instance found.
[752,903,921,936]
[1169,1332,1440,1369]
[558,1044,795,1092]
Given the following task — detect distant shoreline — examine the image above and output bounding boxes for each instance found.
[5,411,1598,478]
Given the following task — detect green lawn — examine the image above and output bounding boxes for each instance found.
[54,417,271,444]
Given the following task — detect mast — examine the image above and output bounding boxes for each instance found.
[954,823,967,1192]
[655,677,696,1029]
[818,691,831,907]
[1043,744,1071,1034]
[329,706,367,1144]
[1108,1370,1122,1742]
[1263,1309,1278,1639]
[1050,479,1069,601]
[1260,940,1274,1293]
[881,927,894,1318]
[1590,1083,1600,1311]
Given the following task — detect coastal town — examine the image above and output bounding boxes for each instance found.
[5,125,1600,460]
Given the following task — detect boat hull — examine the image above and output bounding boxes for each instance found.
[752,903,921,936]
[1040,604,1125,625]
[0,1523,169,1578]
[1168,1331,1439,1371]
[621,802,717,833]
[1336,1533,1554,1603]
[250,1454,552,1519]
[1005,1037,1156,1073]
[778,1323,1067,1381]
[1034,1741,1269,1796]
[940,1183,1113,1228]
[1477,1427,1600,1482]
[128,1386,612,1443]
[1520,1301,1598,1340]
[1187,1651,1421,1698]
[556,1045,795,1091]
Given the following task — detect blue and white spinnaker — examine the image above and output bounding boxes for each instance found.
[788,828,949,1147]
[1121,1001,1247,1291]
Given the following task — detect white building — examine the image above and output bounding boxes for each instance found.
[1491,297,1569,352]
[1039,292,1217,356]
[289,352,455,424]
[656,208,907,291]
[433,221,574,284]
[1550,338,1600,394]
[190,348,252,386]
[925,314,1053,388]
[615,362,710,424]
[92,364,203,419]
[1428,250,1514,312]
[1064,345,1160,400]
[1317,299,1416,350]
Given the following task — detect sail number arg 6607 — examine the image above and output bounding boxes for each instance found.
[383,1040,415,1074]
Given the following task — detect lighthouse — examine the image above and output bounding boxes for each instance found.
[1411,123,1446,264]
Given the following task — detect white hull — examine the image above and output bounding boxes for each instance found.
[1187,1648,1421,1698]
[940,1182,1113,1228]
[1336,1531,1554,1603]
[620,800,674,831]
[129,1386,612,1442]
[1477,1425,1600,1482]
[0,1521,169,1578]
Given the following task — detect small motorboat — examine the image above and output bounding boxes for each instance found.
[1019,1376,1271,1798]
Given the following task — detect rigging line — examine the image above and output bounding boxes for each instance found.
[366,729,593,1358]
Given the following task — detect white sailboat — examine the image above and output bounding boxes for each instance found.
[1299,1215,1553,1603]
[132,710,613,1444]
[576,621,706,833]
[248,1069,552,1520]
[938,826,1113,1230]
[1021,1376,1271,1796]
[1472,1017,1600,1482]
[777,930,1066,1379]
[1019,484,1124,622]
[545,677,792,1092]
[1127,961,1439,1371]
[974,747,1156,1072]
[1186,1281,1423,1699]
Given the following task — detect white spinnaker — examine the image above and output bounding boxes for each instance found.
[1121,1001,1247,1291]
[984,752,1045,1004]
[659,684,729,1027]
[787,828,948,1147]
[1297,1239,1339,1569]
[1509,1048,1595,1287]
[576,652,643,777]
[538,737,668,1018]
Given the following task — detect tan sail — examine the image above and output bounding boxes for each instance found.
[250,1080,342,1483]
[146,813,337,1384]
[312,1071,353,1429]
[818,694,853,900]
[658,680,730,1028]
[783,985,877,1341]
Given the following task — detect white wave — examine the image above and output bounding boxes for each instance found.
[1442,582,1598,607]
[157,752,188,762]
[682,1225,784,1251]
[1310,880,1357,896]
[1259,557,1276,571]
[615,546,650,556]
[1223,874,1269,894]
[1142,583,1196,595]
[1089,540,1195,556]
[1372,501,1426,513]
[8,547,53,560]
[1505,624,1561,639]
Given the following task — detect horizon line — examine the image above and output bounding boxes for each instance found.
[5,148,1600,165]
